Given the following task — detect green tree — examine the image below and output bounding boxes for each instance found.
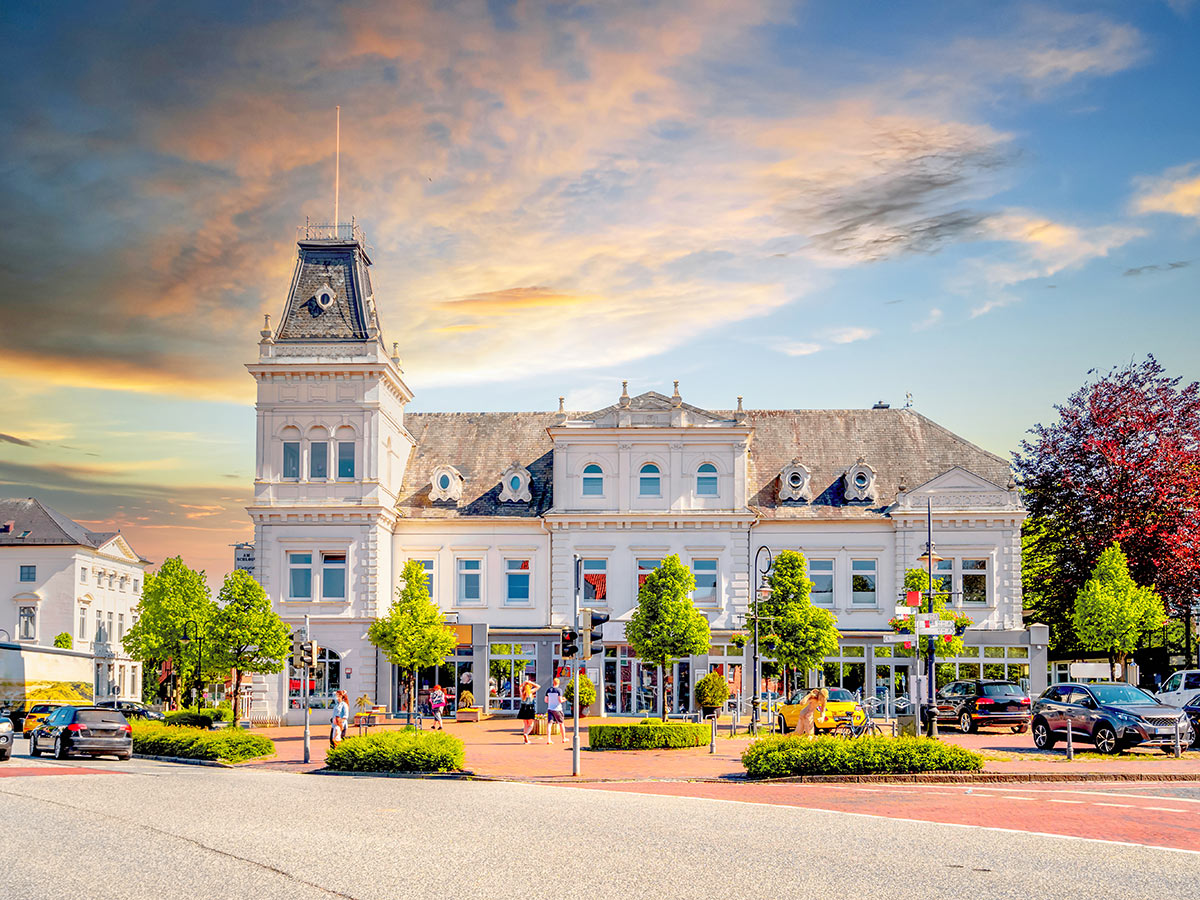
[368,559,457,718]
[563,670,596,710]
[122,556,216,708]
[889,568,974,660]
[1073,543,1166,680]
[625,555,710,720]
[209,569,290,723]
[53,632,73,649]
[759,551,840,681]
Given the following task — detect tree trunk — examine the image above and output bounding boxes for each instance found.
[1109,655,1117,681]
[230,669,244,724]
[659,663,666,721]
[410,666,418,726]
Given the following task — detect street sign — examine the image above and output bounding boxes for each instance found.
[905,590,921,606]
[917,621,954,635]
[894,606,916,616]
[882,634,910,643]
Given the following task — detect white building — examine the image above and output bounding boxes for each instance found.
[249,225,1046,724]
[0,498,148,700]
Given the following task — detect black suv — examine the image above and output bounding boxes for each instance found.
[96,699,165,722]
[1032,682,1193,754]
[933,680,1031,733]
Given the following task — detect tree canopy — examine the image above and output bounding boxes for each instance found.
[625,555,710,719]
[1015,356,1200,650]
[209,569,290,720]
[760,550,840,675]
[1073,542,1166,679]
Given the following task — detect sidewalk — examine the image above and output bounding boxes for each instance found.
[244,716,1200,782]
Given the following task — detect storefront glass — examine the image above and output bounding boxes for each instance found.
[488,643,537,713]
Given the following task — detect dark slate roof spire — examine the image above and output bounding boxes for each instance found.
[274,219,383,343]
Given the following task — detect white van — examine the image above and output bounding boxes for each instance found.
[1156,670,1200,707]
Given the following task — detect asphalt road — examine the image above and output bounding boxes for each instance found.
[1,747,1197,899]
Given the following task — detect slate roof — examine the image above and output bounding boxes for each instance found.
[396,406,1012,520]
[275,240,379,342]
[0,497,135,550]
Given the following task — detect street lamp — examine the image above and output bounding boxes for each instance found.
[180,621,204,709]
[915,498,944,738]
[751,546,773,735]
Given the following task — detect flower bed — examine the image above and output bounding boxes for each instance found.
[742,735,984,777]
[132,723,275,764]
[588,720,711,750]
[324,728,465,773]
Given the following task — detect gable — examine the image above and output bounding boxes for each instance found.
[94,534,143,565]
[894,466,1020,512]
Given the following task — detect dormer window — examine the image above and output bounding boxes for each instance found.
[430,465,465,503]
[499,463,532,503]
[779,460,812,502]
[639,463,661,497]
[582,464,604,497]
[696,463,718,497]
[843,459,878,502]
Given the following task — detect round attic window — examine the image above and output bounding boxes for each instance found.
[854,471,869,488]
[788,472,804,488]
[438,473,451,490]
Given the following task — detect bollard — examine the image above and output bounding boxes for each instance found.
[1174,718,1182,759]
[1065,718,1073,760]
[710,715,717,754]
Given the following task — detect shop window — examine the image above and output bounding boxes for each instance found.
[282,441,300,479]
[505,559,531,605]
[582,464,604,497]
[322,553,347,600]
[851,559,877,605]
[638,463,661,497]
[288,552,313,600]
[17,605,36,640]
[457,559,483,606]
[582,559,607,605]
[696,464,718,497]
[19,565,35,582]
[289,648,341,704]
[692,559,718,606]
[809,559,834,605]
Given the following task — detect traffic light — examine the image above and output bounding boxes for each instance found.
[301,639,319,668]
[290,631,304,668]
[561,628,580,659]
[582,610,609,660]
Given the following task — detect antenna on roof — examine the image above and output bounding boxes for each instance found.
[334,106,341,228]
[904,392,913,409]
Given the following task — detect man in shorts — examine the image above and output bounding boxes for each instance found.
[544,677,567,744]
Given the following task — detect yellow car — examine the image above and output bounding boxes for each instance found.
[775,687,866,734]
[20,703,65,738]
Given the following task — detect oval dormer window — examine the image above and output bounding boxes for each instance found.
[854,471,869,489]
[510,475,521,491]
[438,474,451,491]
[789,471,804,489]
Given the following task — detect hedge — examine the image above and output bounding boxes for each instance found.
[741,735,984,778]
[588,720,711,750]
[165,711,215,728]
[324,728,465,773]
[132,723,275,764]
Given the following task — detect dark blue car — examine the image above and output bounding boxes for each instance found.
[1031,682,1193,754]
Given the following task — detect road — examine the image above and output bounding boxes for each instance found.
[1,743,1197,899]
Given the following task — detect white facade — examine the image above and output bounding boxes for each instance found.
[249,231,1044,723]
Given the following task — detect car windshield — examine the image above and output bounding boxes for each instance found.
[827,688,854,702]
[981,683,1024,697]
[31,704,53,714]
[1089,684,1156,705]
[76,709,128,725]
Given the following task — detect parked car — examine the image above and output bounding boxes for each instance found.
[1031,681,1193,754]
[1183,695,1200,749]
[776,687,866,733]
[21,702,66,738]
[1156,670,1200,708]
[95,699,165,722]
[0,716,12,761]
[29,706,132,761]
[934,680,1031,733]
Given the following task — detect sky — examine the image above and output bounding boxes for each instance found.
[1,1,1198,581]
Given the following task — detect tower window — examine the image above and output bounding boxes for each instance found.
[696,463,718,497]
[582,464,604,497]
[639,463,661,497]
[337,441,355,479]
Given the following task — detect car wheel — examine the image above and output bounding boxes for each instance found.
[776,716,789,735]
[117,752,131,761]
[28,734,40,757]
[54,737,68,760]
[959,712,975,734]
[1093,723,1119,755]
[1032,718,1056,750]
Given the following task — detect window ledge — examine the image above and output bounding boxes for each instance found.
[280,598,347,605]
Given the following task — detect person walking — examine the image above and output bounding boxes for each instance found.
[330,690,350,749]
[429,684,446,730]
[544,677,566,744]
[518,676,539,743]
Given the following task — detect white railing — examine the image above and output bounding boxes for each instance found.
[297,218,364,244]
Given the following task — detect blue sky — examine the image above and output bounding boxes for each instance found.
[0,0,1197,576]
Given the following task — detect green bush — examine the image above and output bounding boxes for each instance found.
[589,721,711,750]
[563,672,596,709]
[741,735,984,778]
[165,710,215,728]
[132,723,275,764]
[693,671,730,708]
[324,727,465,773]
[53,632,73,649]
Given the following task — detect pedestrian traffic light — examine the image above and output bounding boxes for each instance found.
[290,631,304,668]
[301,639,319,668]
[582,610,609,659]
[561,628,580,659]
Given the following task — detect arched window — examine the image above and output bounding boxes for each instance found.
[639,463,661,497]
[582,464,604,497]
[696,463,718,496]
[289,648,341,703]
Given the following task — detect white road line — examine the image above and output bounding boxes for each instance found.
[962,785,1200,804]
[1144,807,1187,813]
[1094,802,1136,808]
[1047,799,1084,804]
[1001,796,1035,800]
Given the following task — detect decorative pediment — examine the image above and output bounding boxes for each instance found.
[778,459,812,502]
[430,464,464,503]
[843,458,878,502]
[578,386,737,428]
[96,535,141,564]
[894,466,1022,511]
[499,462,532,503]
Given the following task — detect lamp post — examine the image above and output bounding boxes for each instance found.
[181,620,204,709]
[914,498,944,738]
[751,546,773,735]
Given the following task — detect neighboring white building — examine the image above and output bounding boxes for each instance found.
[249,225,1047,724]
[0,498,148,701]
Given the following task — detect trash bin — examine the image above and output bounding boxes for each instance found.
[896,713,919,737]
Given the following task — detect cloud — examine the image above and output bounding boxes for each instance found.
[1134,164,1200,219]
[824,327,878,345]
[0,433,34,447]
[1123,261,1190,276]
[913,308,943,331]
[774,341,822,357]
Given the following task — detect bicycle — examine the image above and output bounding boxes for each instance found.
[851,697,885,737]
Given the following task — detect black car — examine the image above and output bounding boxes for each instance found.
[0,714,12,761]
[1183,695,1200,749]
[934,680,1031,733]
[96,699,165,722]
[1032,682,1193,754]
[29,706,132,761]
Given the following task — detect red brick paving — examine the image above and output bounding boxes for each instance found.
[0,764,117,778]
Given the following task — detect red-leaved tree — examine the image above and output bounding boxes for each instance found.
[1014,356,1200,651]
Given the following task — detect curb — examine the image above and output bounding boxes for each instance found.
[132,753,234,768]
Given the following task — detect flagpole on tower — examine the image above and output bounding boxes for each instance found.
[334,105,341,231]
